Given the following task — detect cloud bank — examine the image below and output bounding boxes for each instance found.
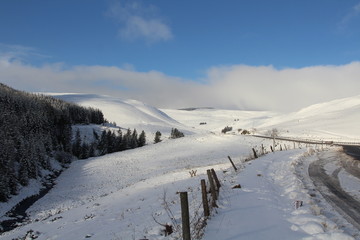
[1,55,360,112]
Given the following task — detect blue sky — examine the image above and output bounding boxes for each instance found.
[1,0,360,111]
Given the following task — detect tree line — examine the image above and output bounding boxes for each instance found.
[0,83,147,202]
[72,128,146,159]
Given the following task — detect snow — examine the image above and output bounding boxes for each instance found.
[47,93,189,137]
[339,170,360,201]
[203,149,353,240]
[255,95,360,142]
[0,180,43,219]
[1,93,360,239]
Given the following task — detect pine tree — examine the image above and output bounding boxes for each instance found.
[122,129,132,150]
[114,129,123,151]
[106,130,116,153]
[88,143,96,158]
[0,173,10,202]
[72,129,82,158]
[130,129,138,149]
[80,142,89,159]
[138,130,146,147]
[93,129,99,141]
[98,130,108,155]
[170,128,184,139]
[154,131,162,143]
[18,158,29,186]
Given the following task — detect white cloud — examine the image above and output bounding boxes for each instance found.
[0,43,50,63]
[106,1,173,43]
[1,58,360,112]
[338,2,360,30]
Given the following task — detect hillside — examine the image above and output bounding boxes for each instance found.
[48,93,360,142]
[48,93,194,138]
[163,95,360,142]
[256,95,360,141]
[0,84,105,203]
[1,93,360,239]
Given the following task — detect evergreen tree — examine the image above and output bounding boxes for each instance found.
[88,143,96,158]
[122,129,132,150]
[138,130,146,147]
[80,142,90,159]
[170,128,184,139]
[18,158,29,186]
[154,131,162,143]
[0,174,10,202]
[114,129,123,151]
[130,129,138,149]
[72,129,82,158]
[93,129,99,141]
[106,130,116,153]
[98,130,108,155]
[8,169,18,195]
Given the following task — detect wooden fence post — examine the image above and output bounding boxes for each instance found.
[201,179,210,217]
[207,169,218,207]
[227,156,237,171]
[273,136,275,152]
[211,168,221,190]
[252,148,258,158]
[180,192,191,240]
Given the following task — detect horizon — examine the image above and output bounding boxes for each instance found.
[1,0,360,112]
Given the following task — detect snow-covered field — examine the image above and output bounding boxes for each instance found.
[1,94,360,239]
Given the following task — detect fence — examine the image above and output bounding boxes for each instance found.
[179,167,221,240]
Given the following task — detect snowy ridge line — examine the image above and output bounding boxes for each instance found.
[253,135,360,146]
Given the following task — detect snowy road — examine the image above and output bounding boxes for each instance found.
[309,151,360,231]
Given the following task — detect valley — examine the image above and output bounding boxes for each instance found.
[1,94,360,240]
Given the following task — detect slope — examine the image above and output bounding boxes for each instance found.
[163,95,360,142]
[257,95,360,141]
[48,93,192,136]
[1,94,360,239]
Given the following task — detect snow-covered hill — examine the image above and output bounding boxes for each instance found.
[164,95,360,142]
[257,95,360,141]
[1,94,360,240]
[48,93,360,142]
[48,93,192,137]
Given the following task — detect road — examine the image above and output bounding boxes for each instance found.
[253,135,360,147]
[252,135,360,231]
[309,150,360,231]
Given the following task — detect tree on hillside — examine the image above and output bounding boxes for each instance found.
[170,128,184,139]
[138,130,146,147]
[122,128,132,150]
[72,129,82,158]
[80,142,90,159]
[154,131,162,143]
[130,129,138,149]
[221,126,232,134]
[0,83,150,202]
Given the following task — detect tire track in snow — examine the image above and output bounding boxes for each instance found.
[309,155,360,231]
